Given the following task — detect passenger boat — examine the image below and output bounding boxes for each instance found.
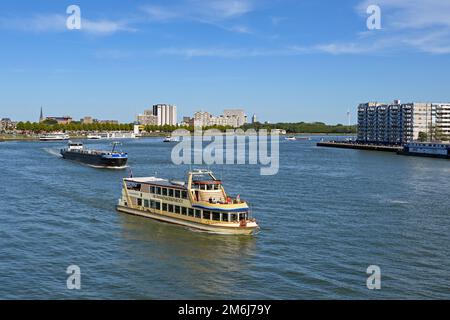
[86,134,102,140]
[116,169,259,235]
[285,136,297,141]
[39,132,70,141]
[61,141,128,168]
[398,142,450,159]
[163,135,178,143]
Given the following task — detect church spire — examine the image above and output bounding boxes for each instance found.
[39,106,44,122]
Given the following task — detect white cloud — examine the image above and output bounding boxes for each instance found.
[354,0,450,54]
[0,13,136,35]
[141,0,255,33]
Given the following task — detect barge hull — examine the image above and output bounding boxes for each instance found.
[397,151,450,159]
[116,205,257,235]
[61,151,128,168]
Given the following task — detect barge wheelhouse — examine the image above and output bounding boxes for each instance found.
[116,169,259,235]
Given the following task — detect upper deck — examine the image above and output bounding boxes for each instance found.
[124,170,249,212]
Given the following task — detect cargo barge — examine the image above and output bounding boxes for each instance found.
[61,141,128,168]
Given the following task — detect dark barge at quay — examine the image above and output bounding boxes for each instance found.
[397,142,450,159]
[61,141,128,168]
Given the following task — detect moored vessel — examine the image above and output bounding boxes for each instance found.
[61,141,128,168]
[116,169,259,235]
[39,132,70,141]
[163,135,179,143]
[398,142,450,159]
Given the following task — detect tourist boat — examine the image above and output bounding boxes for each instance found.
[116,169,259,235]
[163,135,178,143]
[60,141,128,168]
[398,142,450,159]
[39,132,70,141]
[86,134,102,140]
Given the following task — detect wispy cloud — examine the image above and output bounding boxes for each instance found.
[352,0,450,54]
[0,13,136,35]
[141,0,256,33]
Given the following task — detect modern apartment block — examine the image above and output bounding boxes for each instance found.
[137,104,177,126]
[153,104,177,126]
[191,109,247,128]
[223,109,247,127]
[357,101,449,144]
[137,109,158,126]
[435,103,450,136]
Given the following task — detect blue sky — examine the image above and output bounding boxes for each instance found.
[1,0,449,124]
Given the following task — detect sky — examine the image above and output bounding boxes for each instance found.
[0,0,449,124]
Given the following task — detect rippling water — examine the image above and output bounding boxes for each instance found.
[0,137,449,299]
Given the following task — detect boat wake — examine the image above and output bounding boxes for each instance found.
[43,148,63,158]
[86,164,129,170]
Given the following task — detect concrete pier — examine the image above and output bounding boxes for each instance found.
[317,141,402,152]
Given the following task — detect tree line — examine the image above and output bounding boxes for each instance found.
[14,121,357,134]
[15,121,134,133]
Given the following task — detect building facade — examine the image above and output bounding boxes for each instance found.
[44,116,73,125]
[137,105,176,126]
[0,118,17,131]
[192,109,247,128]
[153,104,177,126]
[137,109,158,126]
[223,109,247,127]
[357,101,449,144]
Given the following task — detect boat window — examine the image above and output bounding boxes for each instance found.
[155,202,161,210]
[207,184,214,190]
[156,187,161,195]
[162,203,167,211]
[181,207,187,215]
[175,190,181,198]
[175,206,181,214]
[230,213,238,222]
[150,186,155,194]
[212,212,221,221]
[195,210,202,219]
[203,211,211,220]
[222,213,229,222]
[144,199,149,208]
[168,189,174,197]
[188,208,194,217]
[137,198,143,207]
[168,204,174,213]
[162,188,168,196]
[181,191,188,199]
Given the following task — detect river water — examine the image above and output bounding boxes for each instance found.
[0,137,449,299]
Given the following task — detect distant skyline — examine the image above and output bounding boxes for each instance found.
[1,0,450,124]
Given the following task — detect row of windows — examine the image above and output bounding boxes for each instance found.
[136,198,246,222]
[149,186,188,199]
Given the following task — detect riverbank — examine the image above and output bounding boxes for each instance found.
[0,132,356,142]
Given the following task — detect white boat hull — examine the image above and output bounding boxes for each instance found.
[116,205,258,235]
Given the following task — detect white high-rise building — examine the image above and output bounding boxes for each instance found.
[152,104,177,126]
